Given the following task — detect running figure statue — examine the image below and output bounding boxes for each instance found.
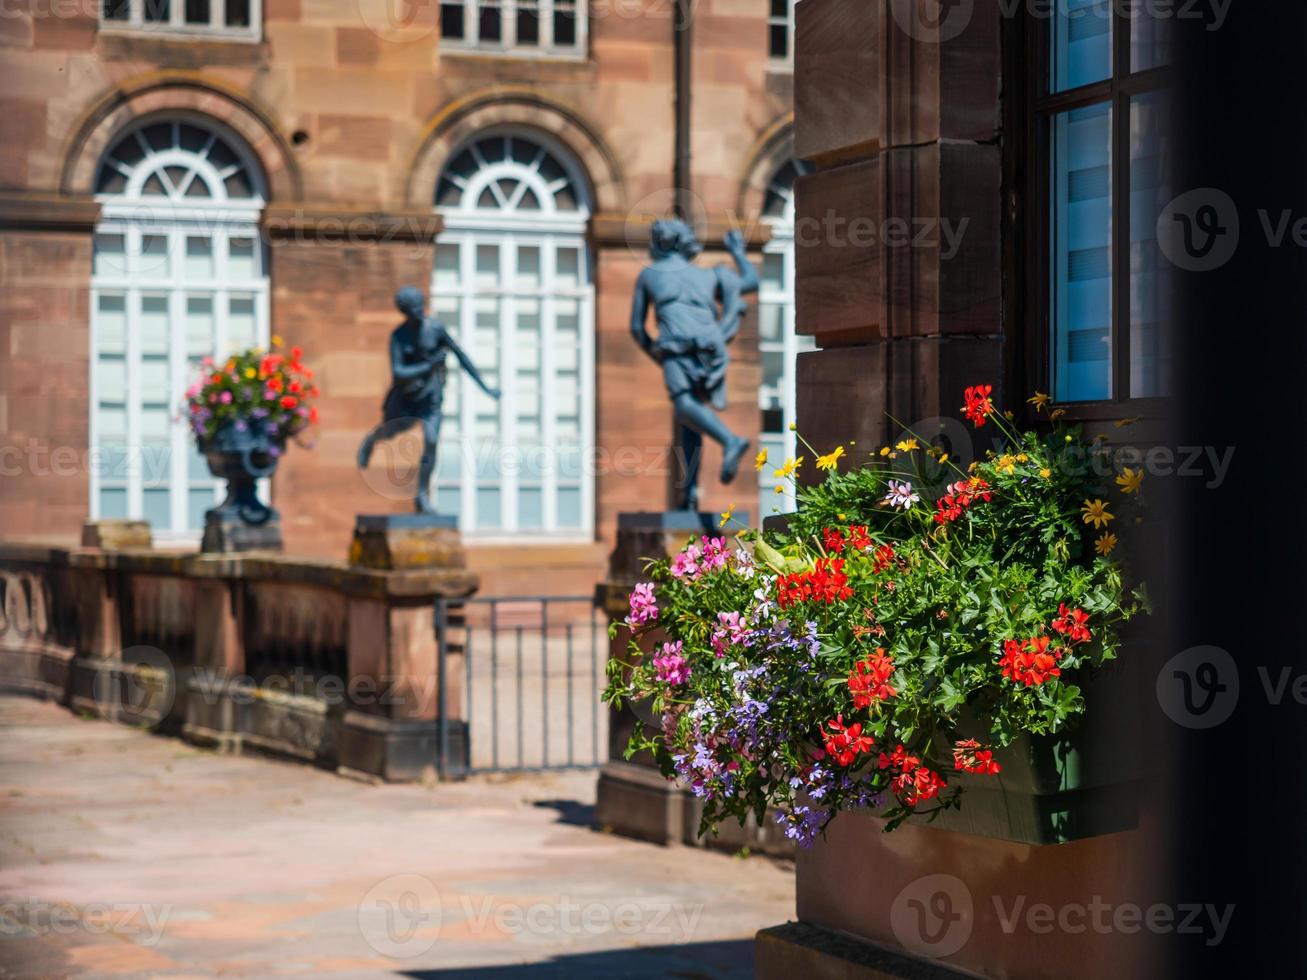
[357,285,500,514]
[629,221,758,511]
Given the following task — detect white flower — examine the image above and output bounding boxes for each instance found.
[733,549,757,579]
[883,479,920,510]
[751,575,776,622]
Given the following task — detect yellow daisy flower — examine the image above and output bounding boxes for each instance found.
[816,446,845,471]
[719,506,735,528]
[1095,532,1118,556]
[1081,498,1115,529]
[1039,467,1052,479]
[1115,467,1144,495]
[996,454,1016,475]
[773,456,803,480]
[754,448,768,472]
[1027,391,1051,412]
[895,438,919,453]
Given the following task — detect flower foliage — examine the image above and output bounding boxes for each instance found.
[184,337,320,449]
[603,388,1148,845]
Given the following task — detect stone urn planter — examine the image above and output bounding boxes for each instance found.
[200,422,283,553]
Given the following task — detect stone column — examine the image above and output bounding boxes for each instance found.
[755,2,1164,977]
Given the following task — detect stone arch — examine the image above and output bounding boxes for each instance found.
[403,87,624,215]
[60,72,300,202]
[737,113,798,221]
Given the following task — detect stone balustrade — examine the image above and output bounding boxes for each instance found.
[0,540,477,782]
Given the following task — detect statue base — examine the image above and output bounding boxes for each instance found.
[201,513,283,554]
[82,519,152,551]
[349,513,466,570]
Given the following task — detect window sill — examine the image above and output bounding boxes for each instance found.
[98,23,262,44]
[438,43,590,65]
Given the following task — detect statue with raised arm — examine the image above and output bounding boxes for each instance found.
[358,285,500,514]
[630,221,758,511]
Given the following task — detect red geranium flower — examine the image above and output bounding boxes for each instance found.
[280,395,298,410]
[953,738,1002,775]
[822,715,874,767]
[823,527,846,553]
[847,525,873,551]
[871,543,895,574]
[998,636,1063,686]
[848,649,897,708]
[893,765,948,806]
[962,384,994,427]
[1052,604,1092,645]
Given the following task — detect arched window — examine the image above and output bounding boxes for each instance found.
[432,131,594,537]
[90,118,269,541]
[757,158,814,515]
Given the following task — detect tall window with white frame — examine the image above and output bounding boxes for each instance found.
[1036,1,1169,407]
[757,159,814,516]
[432,131,595,538]
[440,0,585,55]
[91,118,269,542]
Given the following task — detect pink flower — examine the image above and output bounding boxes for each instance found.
[671,542,703,580]
[653,641,690,686]
[701,536,730,572]
[219,390,233,404]
[627,582,658,627]
[711,610,749,657]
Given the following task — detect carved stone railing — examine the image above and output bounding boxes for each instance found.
[0,541,477,781]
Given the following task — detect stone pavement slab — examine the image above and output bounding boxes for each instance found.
[0,696,794,979]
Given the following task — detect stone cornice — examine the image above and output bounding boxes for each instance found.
[0,192,101,233]
[259,203,443,245]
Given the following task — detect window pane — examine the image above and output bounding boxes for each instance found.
[769,24,788,59]
[475,244,499,287]
[97,294,127,353]
[1051,103,1112,402]
[143,0,169,22]
[556,247,580,289]
[517,1,538,45]
[103,0,129,19]
[186,237,213,279]
[434,243,460,289]
[476,487,501,528]
[100,488,128,519]
[140,295,170,354]
[1050,0,1111,93]
[1129,91,1170,397]
[515,245,541,289]
[225,0,250,27]
[143,488,171,529]
[229,296,258,350]
[228,238,257,278]
[553,6,575,46]
[441,1,464,38]
[185,0,209,24]
[556,486,582,528]
[94,235,126,277]
[479,0,501,42]
[140,234,170,277]
[518,486,543,528]
[1131,6,1170,71]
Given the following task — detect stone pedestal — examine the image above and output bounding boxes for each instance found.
[81,520,152,550]
[348,513,465,570]
[595,511,793,856]
[201,513,283,554]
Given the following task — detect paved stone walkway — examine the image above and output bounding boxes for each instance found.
[0,696,794,979]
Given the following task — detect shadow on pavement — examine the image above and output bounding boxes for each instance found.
[530,797,597,828]
[400,938,755,979]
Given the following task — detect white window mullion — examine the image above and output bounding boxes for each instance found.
[458,237,477,534]
[125,227,143,520]
[167,231,187,534]
[499,233,518,532]
[540,242,558,530]
[503,0,516,49]
[89,288,102,521]
[579,270,595,536]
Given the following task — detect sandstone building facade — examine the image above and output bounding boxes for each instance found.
[0,0,804,595]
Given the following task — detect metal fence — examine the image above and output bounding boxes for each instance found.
[435,595,606,778]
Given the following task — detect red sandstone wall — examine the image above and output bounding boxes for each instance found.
[0,232,92,540]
